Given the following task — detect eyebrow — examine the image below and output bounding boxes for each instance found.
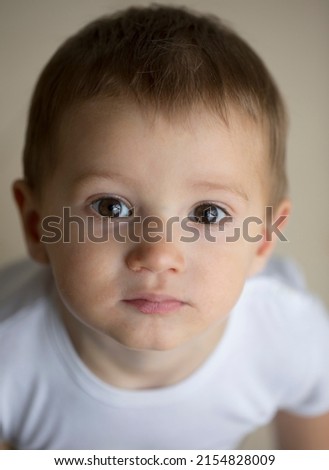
[73,172,249,202]
[189,180,249,202]
[73,171,134,187]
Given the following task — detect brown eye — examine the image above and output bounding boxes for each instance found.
[92,197,133,218]
[190,203,228,224]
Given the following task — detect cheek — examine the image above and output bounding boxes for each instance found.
[189,240,252,320]
[45,240,123,315]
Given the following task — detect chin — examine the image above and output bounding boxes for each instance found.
[113,332,188,352]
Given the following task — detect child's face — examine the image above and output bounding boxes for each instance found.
[39,100,270,351]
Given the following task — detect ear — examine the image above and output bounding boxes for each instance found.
[248,198,291,277]
[12,179,49,265]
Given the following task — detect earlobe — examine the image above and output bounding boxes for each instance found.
[248,198,292,277]
[12,179,49,265]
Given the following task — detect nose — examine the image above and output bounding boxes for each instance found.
[125,238,185,274]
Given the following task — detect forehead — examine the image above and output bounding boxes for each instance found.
[54,99,269,202]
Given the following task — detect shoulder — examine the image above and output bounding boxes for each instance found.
[234,255,329,376]
[241,256,328,330]
[237,256,329,415]
[0,262,59,444]
[0,259,55,371]
[0,259,53,323]
[227,257,329,371]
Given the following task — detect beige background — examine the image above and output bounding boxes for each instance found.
[0,0,328,449]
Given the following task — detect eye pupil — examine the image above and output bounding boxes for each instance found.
[93,197,133,218]
[99,199,121,217]
[195,205,218,223]
[204,207,217,222]
[192,204,227,224]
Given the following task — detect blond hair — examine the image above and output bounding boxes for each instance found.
[23,4,288,206]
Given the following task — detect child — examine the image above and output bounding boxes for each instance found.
[1,5,329,450]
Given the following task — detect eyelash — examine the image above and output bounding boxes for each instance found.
[90,196,232,225]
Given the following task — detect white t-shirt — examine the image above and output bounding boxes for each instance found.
[0,258,329,450]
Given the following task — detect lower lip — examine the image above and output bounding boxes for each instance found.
[123,299,184,314]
